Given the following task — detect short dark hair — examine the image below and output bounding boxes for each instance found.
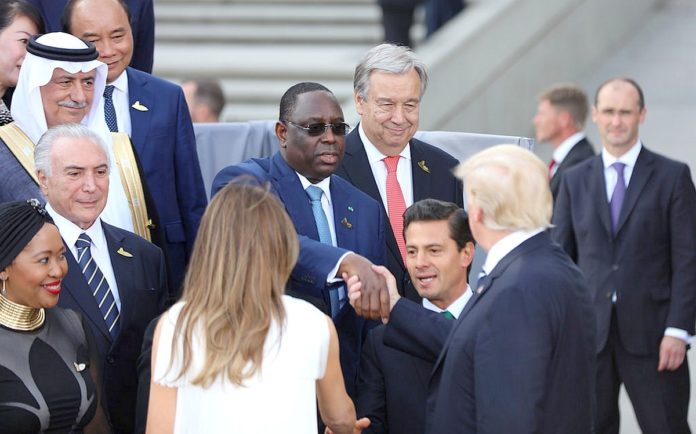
[594,77,645,110]
[62,0,132,33]
[279,82,332,122]
[0,0,45,35]
[403,199,473,251]
[185,79,225,118]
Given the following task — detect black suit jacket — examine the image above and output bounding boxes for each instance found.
[552,147,696,355]
[335,128,463,302]
[384,232,596,433]
[57,222,168,434]
[550,137,594,200]
[356,324,436,434]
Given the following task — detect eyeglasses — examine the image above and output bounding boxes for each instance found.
[286,121,350,137]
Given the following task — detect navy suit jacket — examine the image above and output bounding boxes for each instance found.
[28,0,154,73]
[357,324,436,434]
[212,152,385,398]
[335,129,463,302]
[384,232,596,433]
[57,222,168,434]
[549,137,594,200]
[552,147,696,355]
[126,67,207,296]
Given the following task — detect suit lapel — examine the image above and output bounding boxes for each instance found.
[102,222,133,332]
[615,148,654,235]
[270,153,319,240]
[410,140,430,201]
[589,157,613,237]
[330,178,357,251]
[62,244,112,342]
[126,68,152,155]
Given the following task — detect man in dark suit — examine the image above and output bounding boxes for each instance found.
[212,82,386,400]
[533,83,595,200]
[349,145,596,433]
[35,123,168,434]
[336,43,462,304]
[378,0,422,47]
[65,0,208,296]
[552,78,696,434]
[26,0,154,73]
[357,199,474,434]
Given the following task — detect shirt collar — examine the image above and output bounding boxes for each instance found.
[108,70,128,94]
[482,228,544,275]
[601,140,642,169]
[296,172,333,205]
[422,285,472,319]
[358,123,411,164]
[552,131,586,163]
[45,203,105,250]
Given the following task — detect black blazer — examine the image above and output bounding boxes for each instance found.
[552,147,696,355]
[550,137,595,200]
[384,232,596,433]
[58,222,168,434]
[335,128,463,302]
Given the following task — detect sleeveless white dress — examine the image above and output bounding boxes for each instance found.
[153,295,329,433]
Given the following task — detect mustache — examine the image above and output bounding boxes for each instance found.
[58,101,88,109]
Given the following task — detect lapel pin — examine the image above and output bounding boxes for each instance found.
[347,206,354,212]
[73,362,86,372]
[132,101,148,111]
[418,160,430,173]
[117,247,133,258]
[341,218,353,229]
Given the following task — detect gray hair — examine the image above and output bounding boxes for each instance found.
[353,43,429,99]
[35,123,110,177]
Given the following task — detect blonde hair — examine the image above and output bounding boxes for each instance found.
[455,145,552,231]
[172,182,299,387]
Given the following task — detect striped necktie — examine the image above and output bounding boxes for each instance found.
[75,234,120,338]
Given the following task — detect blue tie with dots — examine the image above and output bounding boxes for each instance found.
[75,234,120,338]
[306,185,342,317]
[103,85,118,132]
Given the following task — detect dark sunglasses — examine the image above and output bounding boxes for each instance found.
[286,121,350,137]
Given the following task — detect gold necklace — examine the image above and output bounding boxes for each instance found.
[0,293,45,331]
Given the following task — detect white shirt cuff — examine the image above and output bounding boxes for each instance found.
[665,327,691,345]
[327,251,353,284]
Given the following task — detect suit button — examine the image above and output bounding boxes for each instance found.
[107,356,115,364]
[612,264,619,271]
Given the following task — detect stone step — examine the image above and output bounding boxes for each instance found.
[218,78,355,104]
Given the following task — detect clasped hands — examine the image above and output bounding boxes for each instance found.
[338,254,400,322]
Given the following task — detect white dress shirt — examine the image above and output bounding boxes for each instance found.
[481,228,545,277]
[358,124,414,211]
[550,132,587,177]
[422,285,473,319]
[46,204,122,311]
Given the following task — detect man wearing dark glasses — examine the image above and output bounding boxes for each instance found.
[336,43,463,307]
[212,82,386,402]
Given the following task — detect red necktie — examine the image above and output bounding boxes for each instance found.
[548,159,557,180]
[384,156,407,263]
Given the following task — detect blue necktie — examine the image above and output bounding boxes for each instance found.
[609,162,626,234]
[306,185,341,317]
[475,270,490,295]
[75,234,120,338]
[103,85,118,132]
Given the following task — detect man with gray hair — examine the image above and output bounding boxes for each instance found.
[533,83,594,200]
[36,123,167,434]
[336,43,462,308]
[349,145,596,433]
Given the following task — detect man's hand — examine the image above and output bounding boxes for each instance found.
[657,335,687,371]
[337,254,389,321]
[324,417,370,434]
[344,265,400,323]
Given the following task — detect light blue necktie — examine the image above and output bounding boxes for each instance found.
[306,185,342,317]
[103,85,118,132]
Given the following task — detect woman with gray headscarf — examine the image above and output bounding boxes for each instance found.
[0,199,107,433]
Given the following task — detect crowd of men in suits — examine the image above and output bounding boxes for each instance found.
[2,0,696,432]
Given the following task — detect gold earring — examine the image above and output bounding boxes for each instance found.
[1,279,5,296]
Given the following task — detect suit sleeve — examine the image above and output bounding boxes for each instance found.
[666,164,696,333]
[128,0,155,73]
[356,328,387,434]
[551,175,577,261]
[383,299,452,362]
[173,88,207,257]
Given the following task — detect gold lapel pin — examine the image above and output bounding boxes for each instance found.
[418,160,430,173]
[117,247,133,258]
[74,362,86,372]
[341,218,353,229]
[132,101,148,111]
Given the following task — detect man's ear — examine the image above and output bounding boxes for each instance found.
[460,241,475,269]
[37,170,49,195]
[354,91,365,116]
[275,121,288,148]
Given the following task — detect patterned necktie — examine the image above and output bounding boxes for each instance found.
[103,85,118,132]
[441,310,455,320]
[383,156,407,263]
[75,234,120,338]
[609,162,626,234]
[306,185,341,317]
[548,159,557,180]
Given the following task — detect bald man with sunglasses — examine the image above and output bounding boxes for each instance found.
[212,82,386,402]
